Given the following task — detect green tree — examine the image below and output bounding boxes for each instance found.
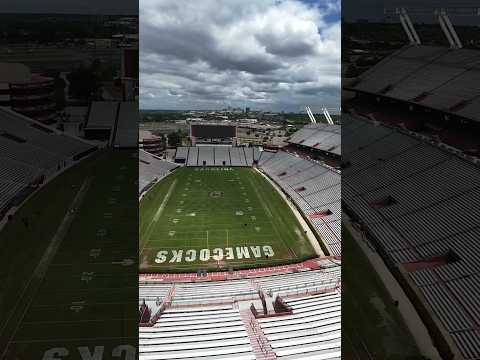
[167,131,182,147]
[67,62,102,101]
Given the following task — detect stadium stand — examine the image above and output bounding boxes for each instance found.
[244,147,254,165]
[346,45,480,123]
[178,146,261,167]
[139,262,341,360]
[342,114,480,359]
[259,293,341,360]
[0,108,95,219]
[198,146,214,166]
[112,101,138,148]
[253,147,262,163]
[187,147,199,166]
[174,147,189,164]
[288,124,341,156]
[84,101,119,139]
[214,146,231,166]
[258,151,341,256]
[140,306,256,360]
[139,150,178,195]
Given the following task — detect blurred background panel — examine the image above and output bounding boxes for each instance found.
[342,0,480,359]
[0,1,139,358]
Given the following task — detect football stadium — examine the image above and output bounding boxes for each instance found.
[139,122,342,359]
[0,106,138,358]
[343,8,480,360]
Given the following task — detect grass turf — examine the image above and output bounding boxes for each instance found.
[0,150,138,359]
[139,167,316,272]
[342,225,423,360]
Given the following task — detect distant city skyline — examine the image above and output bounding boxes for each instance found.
[139,0,341,111]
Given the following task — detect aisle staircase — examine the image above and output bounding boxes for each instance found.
[239,309,276,360]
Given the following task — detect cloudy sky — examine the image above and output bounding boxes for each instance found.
[140,0,341,112]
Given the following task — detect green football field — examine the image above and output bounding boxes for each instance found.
[139,167,316,272]
[0,150,138,359]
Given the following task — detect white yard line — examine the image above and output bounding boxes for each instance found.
[140,179,177,257]
[153,179,177,222]
[247,175,296,258]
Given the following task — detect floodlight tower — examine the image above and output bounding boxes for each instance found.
[305,106,316,123]
[323,107,334,124]
[385,6,480,48]
[398,8,421,45]
[437,9,463,48]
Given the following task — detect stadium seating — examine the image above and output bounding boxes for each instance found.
[244,147,254,165]
[113,101,138,148]
[85,101,119,130]
[140,265,340,305]
[187,147,199,166]
[258,150,341,256]
[347,45,480,123]
[214,146,231,166]
[343,114,480,359]
[253,147,261,162]
[178,146,261,167]
[0,108,95,216]
[198,146,214,166]
[139,264,341,360]
[288,124,341,156]
[139,150,178,194]
[175,147,189,162]
[259,292,341,360]
[140,305,256,360]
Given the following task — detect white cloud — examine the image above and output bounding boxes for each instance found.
[140,0,340,111]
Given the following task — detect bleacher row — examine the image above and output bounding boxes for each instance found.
[175,146,261,167]
[140,267,341,304]
[86,101,138,147]
[348,45,480,123]
[259,293,341,360]
[139,150,178,195]
[342,114,480,359]
[288,124,341,156]
[258,151,341,256]
[0,108,95,215]
[139,265,341,360]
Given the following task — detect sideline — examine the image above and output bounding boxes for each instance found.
[343,213,442,360]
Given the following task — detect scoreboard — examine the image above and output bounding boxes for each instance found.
[191,124,236,138]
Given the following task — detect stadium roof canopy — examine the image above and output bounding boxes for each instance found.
[288,123,341,156]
